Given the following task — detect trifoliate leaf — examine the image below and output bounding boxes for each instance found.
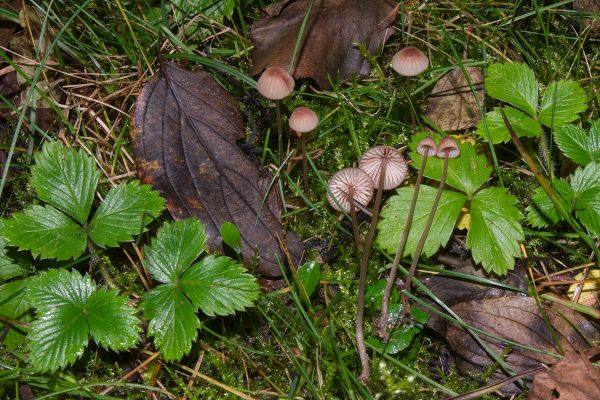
[143,284,199,361]
[468,188,524,275]
[88,181,164,247]
[144,219,206,283]
[477,107,542,144]
[409,133,492,196]
[538,80,587,128]
[31,141,100,224]
[0,224,22,280]
[485,63,538,117]
[2,205,87,260]
[377,185,466,258]
[87,288,140,351]
[27,269,139,372]
[526,180,574,228]
[554,120,600,165]
[179,255,260,317]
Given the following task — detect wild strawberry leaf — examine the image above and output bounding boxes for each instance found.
[88,181,164,248]
[133,61,303,277]
[0,279,30,348]
[571,162,600,237]
[539,80,587,128]
[554,120,600,165]
[484,63,538,117]
[0,223,22,280]
[477,107,542,144]
[250,0,397,88]
[526,179,574,228]
[31,141,100,224]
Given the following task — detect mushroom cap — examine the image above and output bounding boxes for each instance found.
[327,168,374,212]
[358,146,408,190]
[416,136,437,156]
[437,137,461,159]
[256,67,295,100]
[289,107,319,134]
[392,46,429,77]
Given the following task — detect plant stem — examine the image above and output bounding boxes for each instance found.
[356,162,387,383]
[378,150,430,338]
[276,100,283,160]
[301,133,309,193]
[401,155,449,318]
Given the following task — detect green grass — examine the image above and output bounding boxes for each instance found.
[0,0,599,398]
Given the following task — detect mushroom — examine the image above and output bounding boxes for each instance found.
[355,146,407,382]
[289,107,319,193]
[391,46,429,127]
[327,168,374,248]
[401,137,460,319]
[257,67,295,159]
[379,136,437,338]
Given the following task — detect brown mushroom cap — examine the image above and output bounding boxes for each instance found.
[437,137,461,159]
[327,168,374,213]
[256,67,295,100]
[289,107,319,134]
[416,136,437,156]
[392,46,429,77]
[358,146,408,190]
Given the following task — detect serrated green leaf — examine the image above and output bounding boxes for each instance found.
[554,125,598,166]
[0,226,22,280]
[143,284,199,361]
[526,180,574,228]
[297,261,320,297]
[87,288,140,351]
[539,80,587,128]
[88,181,164,248]
[31,141,100,224]
[173,0,235,23]
[485,63,538,117]
[409,133,492,196]
[571,162,600,237]
[377,185,466,257]
[468,188,524,275]
[28,269,95,311]
[180,255,260,317]
[2,205,87,260]
[220,222,242,254]
[144,219,206,283]
[477,107,542,144]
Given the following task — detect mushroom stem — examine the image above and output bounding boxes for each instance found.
[348,193,361,249]
[356,161,387,383]
[276,100,283,159]
[378,149,430,339]
[401,154,449,318]
[301,134,309,193]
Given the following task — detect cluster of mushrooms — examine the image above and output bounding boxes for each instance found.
[254,46,460,383]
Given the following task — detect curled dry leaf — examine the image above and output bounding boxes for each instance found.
[529,350,600,400]
[250,0,397,88]
[426,67,484,132]
[133,62,303,278]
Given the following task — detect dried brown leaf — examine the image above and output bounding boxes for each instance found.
[574,0,600,34]
[426,67,484,132]
[250,0,397,88]
[133,62,303,278]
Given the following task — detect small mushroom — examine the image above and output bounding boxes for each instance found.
[257,67,295,159]
[379,137,437,338]
[289,107,319,193]
[391,46,429,77]
[327,168,374,248]
[355,145,407,381]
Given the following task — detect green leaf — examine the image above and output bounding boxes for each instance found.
[526,180,574,228]
[0,225,22,280]
[468,188,524,275]
[144,219,206,283]
[88,181,164,248]
[297,261,320,297]
[539,81,587,128]
[87,288,140,351]
[179,255,260,317]
[385,326,419,355]
[31,141,100,224]
[366,279,400,312]
[571,162,600,237]
[377,185,466,258]
[27,269,139,371]
[477,107,542,144]
[2,205,87,260]
[485,63,538,117]
[0,279,30,348]
[143,284,199,361]
[409,134,491,196]
[173,0,235,23]
[554,125,597,166]
[220,222,243,254]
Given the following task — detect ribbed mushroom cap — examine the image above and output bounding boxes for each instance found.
[289,107,319,134]
[256,67,295,100]
[327,168,374,213]
[437,137,461,159]
[358,146,408,190]
[416,136,437,156]
[392,46,429,77]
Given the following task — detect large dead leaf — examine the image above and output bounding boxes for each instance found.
[133,62,304,278]
[574,0,600,34]
[426,67,484,132]
[529,350,600,400]
[250,0,397,88]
